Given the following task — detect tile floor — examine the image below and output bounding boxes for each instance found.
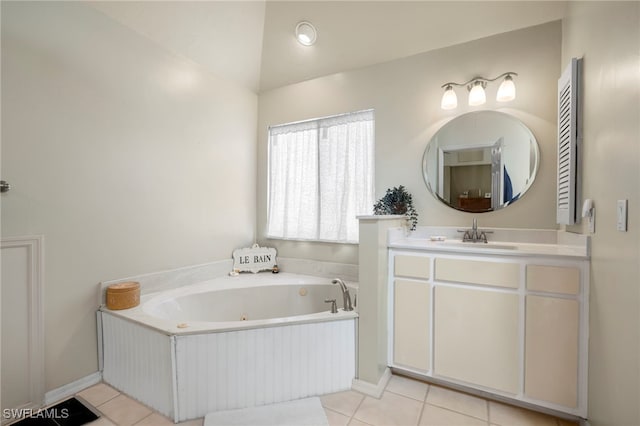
[73,374,577,426]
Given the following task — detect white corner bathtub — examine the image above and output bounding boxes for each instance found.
[99,273,358,422]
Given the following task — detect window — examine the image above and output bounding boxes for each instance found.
[267,110,375,243]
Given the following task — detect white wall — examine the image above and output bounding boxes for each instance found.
[562,3,640,425]
[257,22,561,264]
[1,2,257,391]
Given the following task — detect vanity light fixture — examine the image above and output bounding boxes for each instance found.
[440,72,518,109]
[295,21,317,46]
[496,74,516,102]
[468,81,487,106]
[440,85,458,110]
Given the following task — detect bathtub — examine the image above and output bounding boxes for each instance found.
[99,273,358,422]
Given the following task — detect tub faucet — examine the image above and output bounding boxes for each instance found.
[332,278,354,311]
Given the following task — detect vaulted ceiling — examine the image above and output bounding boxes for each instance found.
[88,1,568,93]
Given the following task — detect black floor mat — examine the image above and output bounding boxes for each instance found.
[11,398,99,426]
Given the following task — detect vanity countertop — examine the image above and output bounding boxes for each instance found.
[388,227,590,260]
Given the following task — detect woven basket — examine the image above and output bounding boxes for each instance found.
[106,281,140,310]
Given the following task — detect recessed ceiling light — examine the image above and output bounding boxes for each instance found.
[295,21,317,46]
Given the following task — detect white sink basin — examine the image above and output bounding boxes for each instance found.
[438,241,518,250]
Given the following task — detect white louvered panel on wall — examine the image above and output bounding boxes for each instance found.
[557,57,582,225]
[174,319,356,422]
[101,313,175,419]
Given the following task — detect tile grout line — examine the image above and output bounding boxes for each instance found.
[348,392,369,425]
[95,411,118,426]
[132,411,155,426]
[415,384,431,426]
[486,399,491,425]
[98,405,122,426]
[415,401,425,426]
[75,384,122,415]
[384,389,430,403]
[423,401,493,424]
[424,400,489,422]
[74,390,121,425]
[94,395,122,426]
[95,394,121,410]
[88,386,167,426]
[94,392,151,426]
[423,385,492,423]
[323,407,352,425]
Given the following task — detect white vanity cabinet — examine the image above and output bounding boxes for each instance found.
[388,248,589,418]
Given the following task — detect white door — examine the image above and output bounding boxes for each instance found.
[491,138,504,209]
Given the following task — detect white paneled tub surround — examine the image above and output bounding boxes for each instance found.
[99,273,358,422]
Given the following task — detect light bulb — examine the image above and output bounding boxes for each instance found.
[441,85,458,110]
[468,81,486,106]
[295,22,317,46]
[497,75,516,102]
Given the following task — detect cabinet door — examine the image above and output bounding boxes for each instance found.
[434,286,519,394]
[525,295,579,408]
[394,279,430,372]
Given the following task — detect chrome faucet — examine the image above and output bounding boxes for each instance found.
[460,218,491,243]
[331,278,354,311]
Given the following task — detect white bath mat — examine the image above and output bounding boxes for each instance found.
[203,397,329,426]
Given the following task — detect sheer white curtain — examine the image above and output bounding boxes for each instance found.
[267,110,374,243]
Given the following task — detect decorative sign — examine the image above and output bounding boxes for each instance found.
[232,244,277,274]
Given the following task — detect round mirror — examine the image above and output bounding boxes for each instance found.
[422,111,539,212]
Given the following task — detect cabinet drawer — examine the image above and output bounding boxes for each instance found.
[395,255,430,279]
[435,258,519,288]
[526,265,580,295]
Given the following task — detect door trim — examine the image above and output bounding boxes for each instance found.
[1,235,45,412]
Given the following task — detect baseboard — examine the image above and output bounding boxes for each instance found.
[44,372,102,405]
[351,367,392,398]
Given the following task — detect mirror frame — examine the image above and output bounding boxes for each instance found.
[422,110,540,213]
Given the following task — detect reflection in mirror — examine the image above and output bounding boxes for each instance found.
[423,111,539,212]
